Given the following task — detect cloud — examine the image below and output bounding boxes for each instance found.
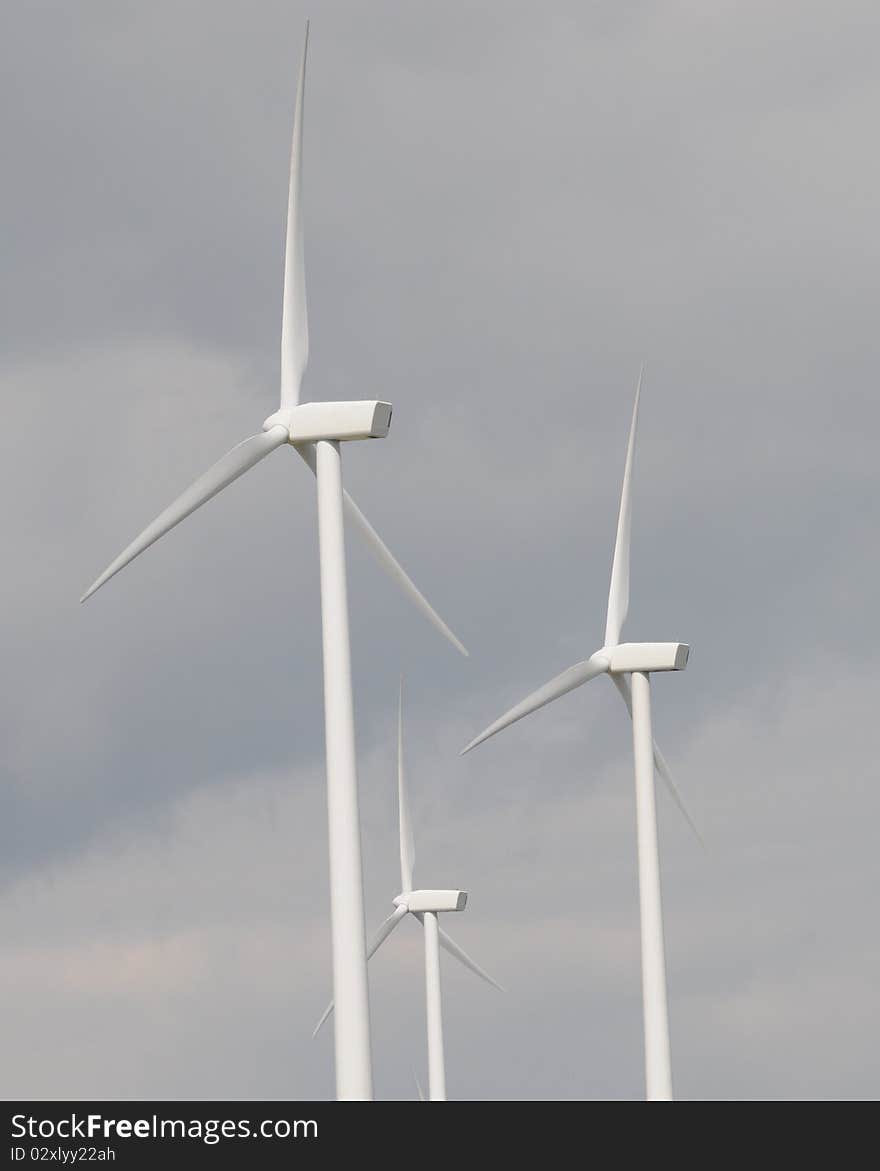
[2,653,878,1099]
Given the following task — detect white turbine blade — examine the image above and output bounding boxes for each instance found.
[341,490,468,657]
[460,655,609,755]
[280,22,309,408]
[294,444,468,656]
[80,426,289,602]
[434,923,504,992]
[311,998,335,1039]
[312,905,407,1037]
[653,739,705,850]
[414,1072,426,1102]
[604,365,643,648]
[398,677,416,893]
[610,673,704,848]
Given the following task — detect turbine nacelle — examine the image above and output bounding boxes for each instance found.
[262,400,393,444]
[394,889,468,914]
[603,642,690,674]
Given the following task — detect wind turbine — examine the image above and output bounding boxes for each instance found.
[461,368,696,1102]
[314,681,501,1101]
[80,24,467,1101]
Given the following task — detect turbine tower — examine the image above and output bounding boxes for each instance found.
[462,368,696,1101]
[81,25,466,1101]
[314,680,501,1101]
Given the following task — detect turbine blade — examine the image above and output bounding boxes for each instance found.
[294,444,468,656]
[398,677,416,893]
[311,998,335,1039]
[604,365,643,647]
[414,1072,426,1102]
[460,655,609,754]
[280,22,309,408]
[80,427,289,602]
[434,923,503,992]
[610,673,704,848]
[312,905,407,1037]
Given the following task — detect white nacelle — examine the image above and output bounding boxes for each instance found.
[394,889,468,913]
[263,400,392,444]
[607,642,690,673]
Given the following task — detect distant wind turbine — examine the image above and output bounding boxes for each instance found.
[315,680,501,1101]
[462,367,696,1101]
[81,24,466,1101]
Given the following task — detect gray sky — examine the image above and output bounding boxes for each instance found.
[2,0,879,1100]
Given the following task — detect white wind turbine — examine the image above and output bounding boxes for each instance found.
[80,25,467,1101]
[314,681,501,1101]
[462,368,697,1102]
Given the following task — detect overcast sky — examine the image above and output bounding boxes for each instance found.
[3,0,879,1100]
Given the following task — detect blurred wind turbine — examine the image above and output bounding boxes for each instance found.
[462,367,696,1101]
[314,680,501,1101]
[80,24,466,1101]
